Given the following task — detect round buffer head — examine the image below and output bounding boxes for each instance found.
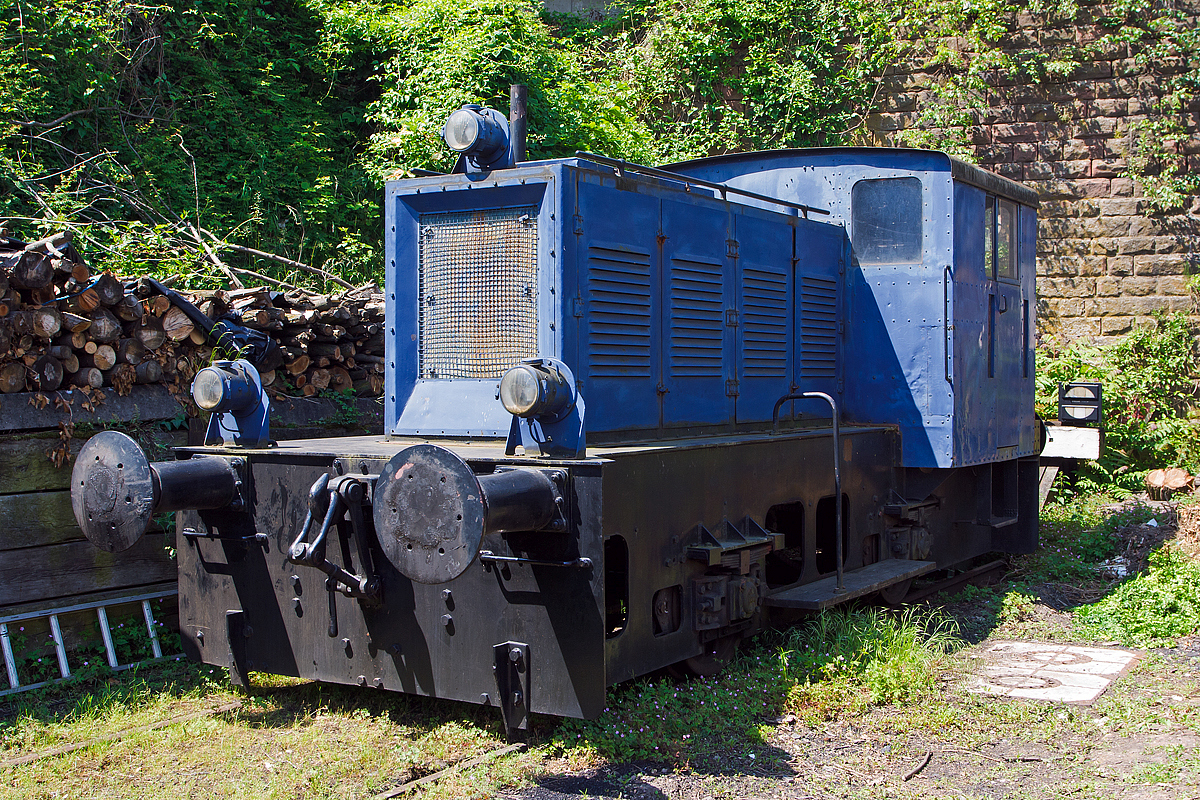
[373,444,486,585]
[71,430,156,552]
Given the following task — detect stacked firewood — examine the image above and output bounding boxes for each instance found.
[0,231,386,398]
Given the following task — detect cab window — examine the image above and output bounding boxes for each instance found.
[851,177,922,265]
[985,195,1018,281]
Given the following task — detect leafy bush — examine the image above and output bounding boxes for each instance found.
[1075,546,1200,647]
[1037,313,1200,494]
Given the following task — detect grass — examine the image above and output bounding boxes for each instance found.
[554,605,960,765]
[0,661,538,800]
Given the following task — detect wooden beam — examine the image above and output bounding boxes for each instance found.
[0,534,175,607]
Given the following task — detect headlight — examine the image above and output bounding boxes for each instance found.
[443,108,481,152]
[441,104,511,170]
[500,362,571,419]
[191,363,258,414]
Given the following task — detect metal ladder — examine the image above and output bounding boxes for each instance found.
[0,588,180,696]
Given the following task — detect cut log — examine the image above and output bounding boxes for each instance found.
[133,317,166,350]
[30,305,62,339]
[68,288,101,314]
[116,338,146,366]
[0,362,26,393]
[150,295,171,316]
[259,369,276,386]
[82,344,117,371]
[31,355,64,391]
[89,309,122,343]
[60,311,91,333]
[1146,467,1193,500]
[83,340,99,355]
[134,360,163,384]
[48,346,80,374]
[70,367,104,388]
[163,305,195,341]
[0,292,15,318]
[10,252,53,289]
[188,327,207,345]
[113,293,144,322]
[285,355,310,375]
[328,366,353,393]
[92,272,125,307]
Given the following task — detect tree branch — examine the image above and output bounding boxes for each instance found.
[203,231,355,290]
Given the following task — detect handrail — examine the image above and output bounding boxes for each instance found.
[772,391,844,593]
[574,151,829,219]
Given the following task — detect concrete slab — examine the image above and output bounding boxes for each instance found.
[967,640,1141,704]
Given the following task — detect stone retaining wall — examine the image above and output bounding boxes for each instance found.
[864,2,1200,343]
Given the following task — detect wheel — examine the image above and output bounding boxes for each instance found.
[669,635,740,678]
[878,578,913,606]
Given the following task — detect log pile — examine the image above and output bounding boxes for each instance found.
[0,232,386,398]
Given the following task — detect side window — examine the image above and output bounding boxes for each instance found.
[851,177,923,265]
[984,196,995,278]
[996,199,1017,281]
[984,194,1018,281]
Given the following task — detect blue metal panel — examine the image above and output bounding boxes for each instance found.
[795,222,845,400]
[1017,205,1038,454]
[384,173,556,438]
[952,182,994,462]
[575,172,662,434]
[733,210,794,422]
[661,196,733,427]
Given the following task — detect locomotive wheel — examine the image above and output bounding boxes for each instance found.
[878,578,913,606]
[669,635,740,678]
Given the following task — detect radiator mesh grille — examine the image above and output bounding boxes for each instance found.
[418,207,539,379]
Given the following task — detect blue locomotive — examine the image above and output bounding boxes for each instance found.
[73,99,1039,737]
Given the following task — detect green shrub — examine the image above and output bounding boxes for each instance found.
[1075,546,1200,647]
[1037,313,1200,494]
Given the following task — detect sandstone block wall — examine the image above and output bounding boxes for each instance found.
[864,3,1200,343]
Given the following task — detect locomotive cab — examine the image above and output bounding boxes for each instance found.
[71,121,1039,736]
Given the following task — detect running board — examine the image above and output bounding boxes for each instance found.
[765,560,937,611]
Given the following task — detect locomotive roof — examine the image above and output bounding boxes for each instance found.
[663,147,1040,208]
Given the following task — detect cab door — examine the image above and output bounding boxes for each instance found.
[988,196,1023,449]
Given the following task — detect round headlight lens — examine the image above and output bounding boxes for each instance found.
[443,108,480,152]
[191,368,227,411]
[499,365,542,417]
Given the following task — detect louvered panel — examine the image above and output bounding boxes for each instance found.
[742,265,789,377]
[669,257,725,377]
[587,245,653,377]
[800,275,838,378]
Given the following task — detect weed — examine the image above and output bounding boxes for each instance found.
[999,591,1038,625]
[1075,545,1200,647]
[780,606,960,723]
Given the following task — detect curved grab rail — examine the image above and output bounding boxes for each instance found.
[771,391,844,593]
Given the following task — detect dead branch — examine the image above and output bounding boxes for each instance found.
[204,232,354,290]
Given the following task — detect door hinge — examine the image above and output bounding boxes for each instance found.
[572,297,584,318]
[725,308,739,327]
[726,239,739,259]
[725,379,740,397]
[572,214,583,234]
